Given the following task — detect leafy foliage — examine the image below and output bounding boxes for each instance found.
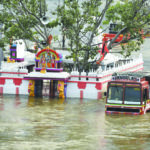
[56,0,113,71]
[0,0,58,50]
[105,0,150,56]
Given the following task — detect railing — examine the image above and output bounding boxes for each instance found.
[70,54,143,82]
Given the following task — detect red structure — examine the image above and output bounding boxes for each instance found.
[97,25,144,64]
[97,33,124,64]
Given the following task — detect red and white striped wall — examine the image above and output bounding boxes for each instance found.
[0,77,29,95]
[67,62,144,100]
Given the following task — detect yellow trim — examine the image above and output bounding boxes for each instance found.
[7,57,15,63]
[36,56,40,60]
[28,80,35,96]
[58,81,65,99]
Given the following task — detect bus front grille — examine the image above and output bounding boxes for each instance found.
[106,107,140,113]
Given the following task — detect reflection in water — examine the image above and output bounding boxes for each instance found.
[0,95,150,150]
[0,95,4,111]
[14,96,21,108]
[27,96,65,107]
[27,96,35,107]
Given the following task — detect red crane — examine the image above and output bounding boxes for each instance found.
[96,33,124,64]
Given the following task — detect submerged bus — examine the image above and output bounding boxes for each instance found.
[105,72,150,115]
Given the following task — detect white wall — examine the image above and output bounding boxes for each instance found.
[16,40,25,59]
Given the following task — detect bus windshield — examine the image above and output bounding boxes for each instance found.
[124,87,141,105]
[107,86,123,104]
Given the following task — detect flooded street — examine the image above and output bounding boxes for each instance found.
[0,95,105,150]
[1,93,150,150]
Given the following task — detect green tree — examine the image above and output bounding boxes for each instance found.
[0,0,58,51]
[56,0,150,72]
[105,0,150,56]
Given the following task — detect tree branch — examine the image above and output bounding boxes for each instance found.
[107,27,127,49]
[19,0,48,39]
[83,0,113,64]
[9,9,40,45]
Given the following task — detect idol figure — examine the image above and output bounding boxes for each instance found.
[47,52,51,68]
[51,55,55,68]
[40,54,46,69]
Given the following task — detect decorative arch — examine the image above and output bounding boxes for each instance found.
[36,48,60,61]
[35,48,63,72]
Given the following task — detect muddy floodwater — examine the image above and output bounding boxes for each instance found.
[0,95,150,150]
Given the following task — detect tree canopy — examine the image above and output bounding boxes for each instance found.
[105,0,150,56]
[0,0,58,51]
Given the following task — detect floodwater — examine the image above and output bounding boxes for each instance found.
[0,38,150,150]
[1,95,150,150]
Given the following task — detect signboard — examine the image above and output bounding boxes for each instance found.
[112,75,140,82]
[110,83,123,86]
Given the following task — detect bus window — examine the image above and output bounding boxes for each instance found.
[107,86,123,104]
[124,87,141,105]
